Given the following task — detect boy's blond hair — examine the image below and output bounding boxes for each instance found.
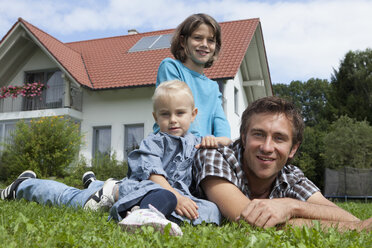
[152,80,195,111]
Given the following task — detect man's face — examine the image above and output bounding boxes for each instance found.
[242,112,299,182]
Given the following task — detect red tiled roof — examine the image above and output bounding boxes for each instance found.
[17,18,260,90]
[19,18,93,88]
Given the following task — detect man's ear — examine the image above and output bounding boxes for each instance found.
[152,112,158,123]
[288,142,300,159]
[241,133,246,148]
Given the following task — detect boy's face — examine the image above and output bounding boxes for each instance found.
[153,95,197,137]
[183,23,216,71]
[242,112,299,183]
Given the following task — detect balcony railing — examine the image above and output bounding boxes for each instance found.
[0,83,82,113]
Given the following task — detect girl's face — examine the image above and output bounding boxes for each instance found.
[183,23,216,74]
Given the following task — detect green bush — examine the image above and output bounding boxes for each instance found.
[322,116,372,169]
[63,153,128,188]
[293,125,326,189]
[0,116,83,182]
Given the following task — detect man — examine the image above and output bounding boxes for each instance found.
[193,96,371,231]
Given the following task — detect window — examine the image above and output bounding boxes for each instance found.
[217,80,227,113]
[92,126,111,158]
[45,71,64,108]
[23,70,64,110]
[124,124,144,159]
[234,87,239,115]
[128,34,172,52]
[0,122,16,151]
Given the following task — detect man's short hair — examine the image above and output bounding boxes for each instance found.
[238,96,304,147]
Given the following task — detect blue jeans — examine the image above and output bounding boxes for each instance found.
[16,179,177,217]
[16,178,104,208]
[139,188,177,217]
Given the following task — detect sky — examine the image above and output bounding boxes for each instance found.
[0,0,371,84]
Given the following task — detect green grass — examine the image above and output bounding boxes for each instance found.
[0,200,371,247]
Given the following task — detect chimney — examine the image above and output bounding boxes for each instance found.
[128,29,139,35]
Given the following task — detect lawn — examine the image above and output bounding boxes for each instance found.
[0,200,371,247]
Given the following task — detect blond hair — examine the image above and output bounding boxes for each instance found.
[152,80,195,111]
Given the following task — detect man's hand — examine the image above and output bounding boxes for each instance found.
[195,136,232,149]
[355,217,372,232]
[237,198,294,228]
[175,195,199,220]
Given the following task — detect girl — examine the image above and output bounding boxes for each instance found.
[155,13,231,141]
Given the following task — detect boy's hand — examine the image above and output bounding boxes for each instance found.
[195,136,232,149]
[175,195,199,220]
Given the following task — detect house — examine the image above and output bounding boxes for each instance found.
[0,17,273,162]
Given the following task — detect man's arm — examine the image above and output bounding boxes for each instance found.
[201,176,300,226]
[238,193,359,228]
[202,176,360,228]
[201,176,250,221]
[287,217,372,232]
[296,191,359,222]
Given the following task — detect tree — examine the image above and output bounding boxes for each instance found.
[273,79,331,188]
[293,125,327,189]
[273,78,331,126]
[322,116,372,169]
[0,116,83,182]
[328,48,372,123]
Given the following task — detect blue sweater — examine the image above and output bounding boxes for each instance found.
[154,58,231,138]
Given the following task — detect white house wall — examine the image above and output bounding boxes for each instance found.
[80,86,155,162]
[223,70,248,141]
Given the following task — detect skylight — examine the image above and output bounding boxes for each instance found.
[128,34,172,53]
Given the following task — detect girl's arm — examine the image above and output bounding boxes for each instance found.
[212,92,231,138]
[195,136,232,149]
[149,174,199,220]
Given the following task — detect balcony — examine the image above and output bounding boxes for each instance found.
[0,82,82,113]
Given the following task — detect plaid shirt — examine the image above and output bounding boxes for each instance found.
[193,142,319,201]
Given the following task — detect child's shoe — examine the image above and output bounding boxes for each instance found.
[84,178,118,211]
[118,204,183,236]
[82,171,96,189]
[0,170,37,200]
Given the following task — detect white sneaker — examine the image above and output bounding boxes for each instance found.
[118,204,183,236]
[83,178,118,211]
[126,205,140,217]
